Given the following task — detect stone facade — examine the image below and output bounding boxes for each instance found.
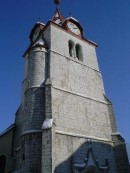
[0,7,129,173]
[13,47,47,172]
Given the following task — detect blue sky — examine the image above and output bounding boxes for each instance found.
[0,0,130,144]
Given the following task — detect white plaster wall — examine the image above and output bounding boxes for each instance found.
[49,24,112,140]
[52,88,112,140]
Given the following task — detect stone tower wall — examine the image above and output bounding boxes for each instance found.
[14,47,47,173]
[50,24,113,139]
[49,23,119,173]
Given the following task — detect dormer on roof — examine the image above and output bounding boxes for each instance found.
[66,17,79,23]
[23,22,48,58]
[29,22,45,43]
[62,16,84,39]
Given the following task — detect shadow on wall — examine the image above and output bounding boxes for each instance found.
[54,135,129,173]
[0,155,6,173]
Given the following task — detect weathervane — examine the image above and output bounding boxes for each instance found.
[38,17,41,22]
[54,0,60,6]
[69,12,72,17]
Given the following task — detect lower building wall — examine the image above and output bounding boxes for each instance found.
[0,126,15,173]
[14,132,42,173]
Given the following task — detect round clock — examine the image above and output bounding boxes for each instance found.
[67,22,81,35]
[32,27,40,42]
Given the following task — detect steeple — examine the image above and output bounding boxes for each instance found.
[52,0,64,25]
[54,0,60,5]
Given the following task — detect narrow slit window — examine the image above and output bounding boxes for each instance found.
[75,44,83,61]
[69,41,74,57]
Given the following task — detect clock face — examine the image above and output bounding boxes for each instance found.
[67,22,81,35]
[32,27,40,42]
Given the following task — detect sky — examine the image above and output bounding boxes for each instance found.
[0,0,129,148]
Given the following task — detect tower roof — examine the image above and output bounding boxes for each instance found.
[23,1,98,57]
[52,7,65,25]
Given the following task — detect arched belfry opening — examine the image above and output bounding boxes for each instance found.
[75,44,83,61]
[0,155,6,173]
[69,40,75,57]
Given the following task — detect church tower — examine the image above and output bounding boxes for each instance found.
[11,1,129,173]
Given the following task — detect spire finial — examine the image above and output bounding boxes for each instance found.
[54,0,60,5]
[69,12,72,17]
[38,17,41,22]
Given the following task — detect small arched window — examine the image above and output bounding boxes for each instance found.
[0,155,6,173]
[75,44,83,61]
[69,40,74,57]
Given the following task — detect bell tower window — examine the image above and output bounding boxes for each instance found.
[68,41,83,61]
[69,40,74,57]
[75,44,83,61]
